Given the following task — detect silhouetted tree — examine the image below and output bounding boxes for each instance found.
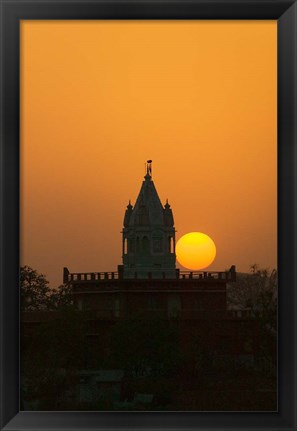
[227,264,277,369]
[48,283,73,310]
[21,266,73,311]
[20,266,52,311]
[227,264,277,331]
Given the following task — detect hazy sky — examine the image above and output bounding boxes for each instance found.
[20,20,277,288]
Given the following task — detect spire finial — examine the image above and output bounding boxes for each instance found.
[144,160,152,180]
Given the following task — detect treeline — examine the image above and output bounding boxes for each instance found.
[21,266,73,311]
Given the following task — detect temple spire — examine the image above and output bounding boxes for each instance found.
[122,161,176,279]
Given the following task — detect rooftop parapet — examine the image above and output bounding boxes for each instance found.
[63,265,236,284]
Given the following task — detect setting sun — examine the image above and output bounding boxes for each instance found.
[176,232,216,270]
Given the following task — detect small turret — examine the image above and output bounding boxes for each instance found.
[164,199,174,227]
[123,201,133,227]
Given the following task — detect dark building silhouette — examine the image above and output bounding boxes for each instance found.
[21,161,276,411]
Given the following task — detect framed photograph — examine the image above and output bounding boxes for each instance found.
[1,1,296,430]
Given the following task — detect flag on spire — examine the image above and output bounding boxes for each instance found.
[147,160,152,177]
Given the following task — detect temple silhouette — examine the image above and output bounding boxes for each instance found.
[63,160,236,317]
[121,160,176,279]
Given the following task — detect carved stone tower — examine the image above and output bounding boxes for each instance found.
[121,161,176,279]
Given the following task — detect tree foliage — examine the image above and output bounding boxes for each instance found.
[20,266,52,311]
[227,264,277,368]
[227,264,277,330]
[20,265,73,311]
[49,283,74,310]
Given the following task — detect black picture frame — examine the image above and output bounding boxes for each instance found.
[0,0,296,430]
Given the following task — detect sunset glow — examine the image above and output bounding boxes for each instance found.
[20,21,277,287]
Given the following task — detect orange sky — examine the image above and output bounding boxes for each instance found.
[20,20,277,288]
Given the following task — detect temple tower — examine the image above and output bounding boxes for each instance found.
[122,161,176,279]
